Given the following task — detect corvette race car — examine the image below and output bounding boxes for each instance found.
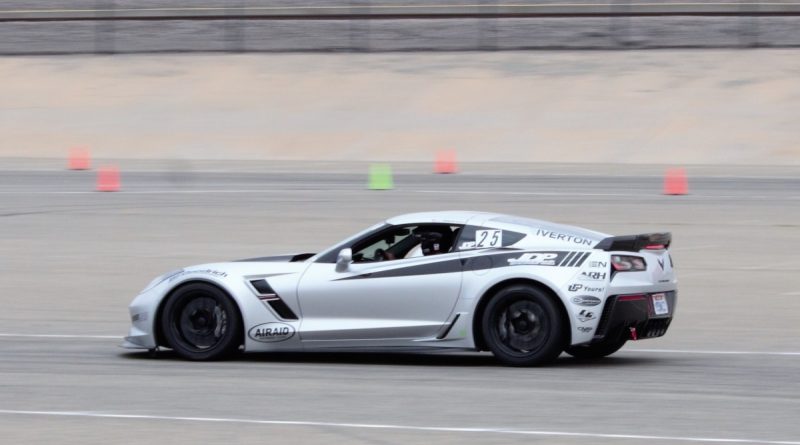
[123,211,677,366]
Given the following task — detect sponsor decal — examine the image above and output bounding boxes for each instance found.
[589,260,608,268]
[579,271,607,281]
[535,229,593,246]
[506,251,590,268]
[508,252,560,266]
[568,284,583,292]
[248,322,295,343]
[657,258,665,270]
[577,326,593,333]
[577,309,596,322]
[571,295,601,306]
[169,268,228,281]
[583,286,604,293]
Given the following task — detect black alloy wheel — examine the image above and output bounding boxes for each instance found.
[482,284,566,366]
[160,282,242,360]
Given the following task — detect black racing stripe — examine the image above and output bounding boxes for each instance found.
[336,258,463,280]
[235,255,295,262]
[567,252,584,267]
[559,251,576,266]
[338,250,580,281]
[574,252,591,267]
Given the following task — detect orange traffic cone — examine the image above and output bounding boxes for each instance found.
[96,166,121,192]
[68,148,91,170]
[434,149,458,174]
[663,168,688,195]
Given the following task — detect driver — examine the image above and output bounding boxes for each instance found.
[413,227,454,256]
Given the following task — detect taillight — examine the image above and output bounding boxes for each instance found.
[611,255,646,271]
[617,294,647,302]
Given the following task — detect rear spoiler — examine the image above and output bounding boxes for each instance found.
[594,232,671,252]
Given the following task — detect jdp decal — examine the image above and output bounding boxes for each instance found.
[248,322,295,343]
[508,252,560,266]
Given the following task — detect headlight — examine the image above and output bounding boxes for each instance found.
[140,269,183,293]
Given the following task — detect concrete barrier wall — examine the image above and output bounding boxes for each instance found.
[2,50,799,165]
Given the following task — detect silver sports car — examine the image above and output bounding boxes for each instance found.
[123,211,677,366]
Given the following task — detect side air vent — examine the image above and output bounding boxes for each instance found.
[250,279,275,295]
[267,300,298,320]
[248,279,299,320]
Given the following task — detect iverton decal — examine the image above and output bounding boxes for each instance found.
[248,322,295,343]
[535,229,593,246]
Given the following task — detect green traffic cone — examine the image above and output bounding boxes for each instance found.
[368,163,394,190]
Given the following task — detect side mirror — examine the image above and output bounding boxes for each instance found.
[335,248,353,272]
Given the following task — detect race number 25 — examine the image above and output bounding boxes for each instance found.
[475,229,502,248]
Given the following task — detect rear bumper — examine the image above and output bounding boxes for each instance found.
[593,291,677,342]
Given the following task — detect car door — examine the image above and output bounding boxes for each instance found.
[296,224,463,346]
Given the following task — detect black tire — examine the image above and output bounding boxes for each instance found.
[564,335,627,359]
[160,282,242,361]
[481,284,566,366]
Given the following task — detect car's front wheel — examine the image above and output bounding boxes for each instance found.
[160,282,242,360]
[481,284,566,366]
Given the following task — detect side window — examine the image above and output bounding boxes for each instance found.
[456,225,526,251]
[352,224,462,262]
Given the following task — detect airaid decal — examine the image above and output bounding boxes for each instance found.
[571,295,601,306]
[248,322,295,343]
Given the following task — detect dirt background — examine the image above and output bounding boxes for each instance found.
[2,49,799,165]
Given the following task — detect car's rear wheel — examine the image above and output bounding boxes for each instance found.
[481,284,565,366]
[564,334,627,359]
[160,282,242,360]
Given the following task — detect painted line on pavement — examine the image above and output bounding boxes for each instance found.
[0,409,800,445]
[0,333,119,339]
[0,409,797,444]
[1,189,798,200]
[624,348,800,356]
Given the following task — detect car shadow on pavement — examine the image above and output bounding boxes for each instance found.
[119,349,662,368]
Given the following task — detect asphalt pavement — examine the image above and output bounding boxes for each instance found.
[1,163,798,444]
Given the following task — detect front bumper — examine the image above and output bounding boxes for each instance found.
[594,291,677,342]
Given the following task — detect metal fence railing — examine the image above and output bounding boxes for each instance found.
[1,2,799,54]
